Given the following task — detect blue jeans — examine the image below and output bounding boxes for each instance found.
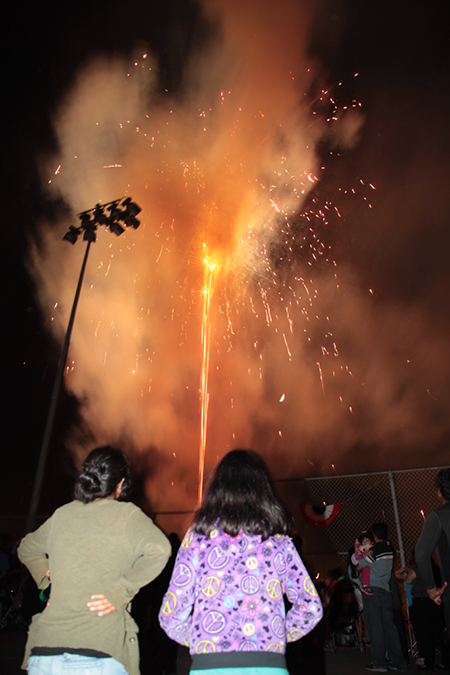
[363,587,407,669]
[28,654,129,675]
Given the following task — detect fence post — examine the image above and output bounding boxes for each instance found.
[388,470,406,567]
[388,470,416,658]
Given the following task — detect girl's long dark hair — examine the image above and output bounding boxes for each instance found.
[192,449,291,540]
[74,446,132,503]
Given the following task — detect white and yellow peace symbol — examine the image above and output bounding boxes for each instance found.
[303,576,318,596]
[243,623,255,636]
[239,641,257,652]
[266,579,282,599]
[246,557,258,570]
[266,643,283,653]
[161,591,177,616]
[288,629,306,641]
[241,575,260,594]
[202,576,220,597]
[181,531,193,549]
[196,640,216,654]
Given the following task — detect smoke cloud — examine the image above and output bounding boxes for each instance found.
[29,0,449,511]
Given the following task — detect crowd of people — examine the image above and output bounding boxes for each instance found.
[325,467,450,673]
[5,451,450,675]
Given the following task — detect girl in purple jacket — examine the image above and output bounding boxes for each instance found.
[159,449,323,675]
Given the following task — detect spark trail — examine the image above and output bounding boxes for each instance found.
[199,244,217,500]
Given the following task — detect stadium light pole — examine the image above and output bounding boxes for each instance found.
[25,197,142,533]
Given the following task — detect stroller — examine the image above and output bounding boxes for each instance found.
[0,568,40,630]
[325,576,364,651]
[0,569,26,629]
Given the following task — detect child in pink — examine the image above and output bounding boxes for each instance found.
[351,531,374,595]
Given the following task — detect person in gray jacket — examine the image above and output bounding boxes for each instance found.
[357,522,408,673]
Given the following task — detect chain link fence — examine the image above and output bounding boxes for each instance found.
[279,466,444,577]
[7,465,444,580]
[152,466,445,579]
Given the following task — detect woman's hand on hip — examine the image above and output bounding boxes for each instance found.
[87,594,116,616]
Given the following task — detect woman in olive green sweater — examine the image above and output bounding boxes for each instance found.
[18,447,171,675]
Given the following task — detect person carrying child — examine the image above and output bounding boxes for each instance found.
[351,531,375,597]
[159,449,323,675]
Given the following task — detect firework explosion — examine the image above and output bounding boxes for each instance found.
[28,0,448,511]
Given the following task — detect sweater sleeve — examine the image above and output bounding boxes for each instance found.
[159,530,196,646]
[103,507,171,611]
[415,512,442,590]
[18,518,52,589]
[284,540,323,642]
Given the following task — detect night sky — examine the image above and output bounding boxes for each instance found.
[2,1,450,531]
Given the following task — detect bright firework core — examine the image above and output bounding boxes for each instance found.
[30,0,438,512]
[199,244,218,501]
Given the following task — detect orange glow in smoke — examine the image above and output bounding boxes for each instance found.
[30,1,383,512]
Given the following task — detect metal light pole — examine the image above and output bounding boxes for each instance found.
[25,197,141,533]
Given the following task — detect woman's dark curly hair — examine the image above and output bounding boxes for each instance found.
[74,446,132,503]
[192,449,291,540]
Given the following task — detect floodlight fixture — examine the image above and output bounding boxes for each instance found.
[110,221,125,236]
[121,197,142,228]
[93,204,108,226]
[79,212,92,228]
[107,202,123,224]
[62,225,81,245]
[62,196,142,245]
[83,227,97,242]
[122,197,142,217]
